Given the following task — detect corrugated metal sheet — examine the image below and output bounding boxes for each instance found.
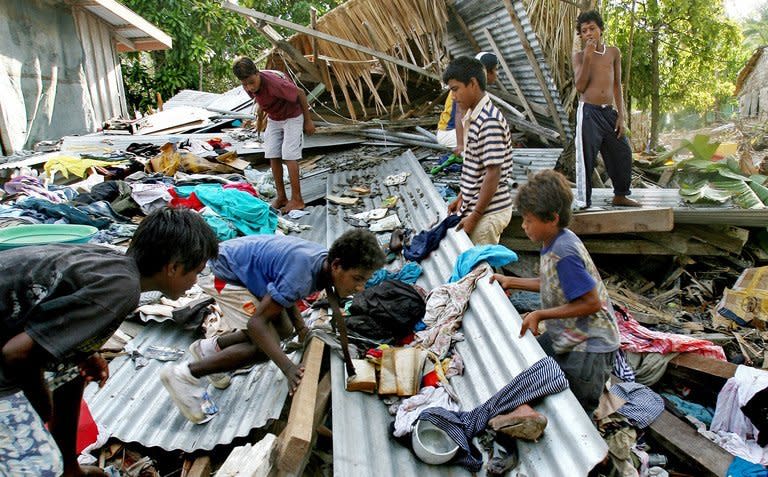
[165,87,254,113]
[327,150,607,476]
[73,8,127,126]
[445,0,572,140]
[509,148,561,188]
[84,321,299,452]
[290,204,327,245]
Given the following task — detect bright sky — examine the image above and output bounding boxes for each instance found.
[724,0,767,20]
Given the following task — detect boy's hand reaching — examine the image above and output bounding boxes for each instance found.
[455,211,480,235]
[519,311,543,337]
[281,362,305,396]
[447,196,462,215]
[489,273,513,290]
[78,352,109,387]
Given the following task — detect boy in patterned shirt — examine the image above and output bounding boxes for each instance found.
[492,170,620,415]
[443,56,513,245]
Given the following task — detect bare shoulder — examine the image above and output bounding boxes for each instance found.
[608,45,622,58]
[572,49,584,65]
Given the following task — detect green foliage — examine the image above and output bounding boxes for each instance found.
[604,0,748,114]
[120,0,341,113]
[741,3,768,51]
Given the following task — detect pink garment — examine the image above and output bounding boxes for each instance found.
[223,182,259,197]
[616,312,726,361]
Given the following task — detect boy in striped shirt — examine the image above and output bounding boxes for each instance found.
[444,56,513,245]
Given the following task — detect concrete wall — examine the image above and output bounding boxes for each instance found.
[0,0,126,155]
[738,50,768,120]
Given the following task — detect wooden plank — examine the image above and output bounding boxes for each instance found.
[677,224,749,255]
[247,18,321,82]
[378,348,397,395]
[395,348,426,396]
[223,1,440,81]
[281,373,333,477]
[275,338,325,474]
[647,411,731,477]
[669,353,737,380]
[345,359,377,393]
[215,434,277,477]
[501,236,729,256]
[568,207,674,235]
[502,0,566,142]
[187,456,211,477]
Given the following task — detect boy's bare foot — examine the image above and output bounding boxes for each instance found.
[282,200,305,213]
[488,404,548,441]
[612,196,641,207]
[271,197,288,210]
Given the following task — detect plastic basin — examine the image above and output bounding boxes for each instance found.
[0,224,98,250]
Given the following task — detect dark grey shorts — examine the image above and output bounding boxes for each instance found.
[538,332,614,416]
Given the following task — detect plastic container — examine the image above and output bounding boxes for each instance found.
[0,224,98,250]
[411,419,459,465]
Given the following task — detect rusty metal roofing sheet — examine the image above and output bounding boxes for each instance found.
[84,321,299,452]
[326,150,607,476]
[445,0,572,140]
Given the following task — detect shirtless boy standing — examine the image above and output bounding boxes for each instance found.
[572,10,640,209]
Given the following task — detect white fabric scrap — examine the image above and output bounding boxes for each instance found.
[129,183,171,214]
[384,172,410,186]
[393,386,460,437]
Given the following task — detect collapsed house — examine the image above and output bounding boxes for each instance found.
[736,46,768,121]
[1,0,768,476]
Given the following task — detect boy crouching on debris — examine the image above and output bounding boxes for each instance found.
[0,208,218,477]
[443,56,514,245]
[160,230,386,424]
[491,170,620,416]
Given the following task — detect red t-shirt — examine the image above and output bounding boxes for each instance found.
[246,70,303,121]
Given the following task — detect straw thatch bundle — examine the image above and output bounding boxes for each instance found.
[268,0,448,120]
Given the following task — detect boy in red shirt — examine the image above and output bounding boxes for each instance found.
[233,57,316,213]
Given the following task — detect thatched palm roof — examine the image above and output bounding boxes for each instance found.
[735,46,766,96]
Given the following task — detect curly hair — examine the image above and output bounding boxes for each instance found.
[577,10,604,32]
[128,208,219,276]
[328,229,386,271]
[515,170,573,227]
[232,56,259,80]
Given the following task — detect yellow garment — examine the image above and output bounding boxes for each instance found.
[437,94,454,131]
[44,155,125,179]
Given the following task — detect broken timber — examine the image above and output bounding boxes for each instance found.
[275,338,325,475]
[247,19,321,82]
[567,207,674,235]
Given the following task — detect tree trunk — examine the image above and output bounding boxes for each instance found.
[649,0,660,151]
[623,0,637,123]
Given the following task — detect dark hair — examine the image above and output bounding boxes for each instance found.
[515,170,573,227]
[328,230,386,271]
[442,56,486,91]
[233,56,259,80]
[475,52,499,72]
[577,10,604,32]
[127,208,219,276]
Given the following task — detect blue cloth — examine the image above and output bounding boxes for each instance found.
[0,392,63,476]
[609,382,664,429]
[210,235,327,308]
[403,214,461,262]
[417,357,568,472]
[15,197,111,228]
[613,349,636,382]
[661,393,714,426]
[176,184,276,236]
[366,262,423,288]
[200,208,238,241]
[449,245,518,283]
[727,457,768,477]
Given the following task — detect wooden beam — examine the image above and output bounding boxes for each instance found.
[310,7,318,64]
[186,456,211,477]
[246,18,321,82]
[215,435,277,477]
[282,373,333,477]
[647,411,731,477]
[669,353,736,380]
[112,31,136,51]
[222,1,440,81]
[500,236,729,256]
[482,29,537,125]
[568,207,674,235]
[91,0,172,48]
[502,0,566,141]
[505,111,561,140]
[275,338,325,474]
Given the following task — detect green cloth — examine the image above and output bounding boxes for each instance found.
[177,184,276,237]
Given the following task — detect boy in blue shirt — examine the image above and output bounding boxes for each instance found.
[161,230,386,423]
[492,170,620,416]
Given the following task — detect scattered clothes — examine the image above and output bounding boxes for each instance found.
[366,262,423,288]
[742,387,768,447]
[3,175,66,202]
[416,356,568,472]
[662,393,714,426]
[200,207,238,241]
[727,456,768,477]
[709,430,768,466]
[431,153,463,174]
[88,223,137,245]
[347,280,426,343]
[416,264,488,358]
[712,365,768,456]
[169,188,205,210]
[616,312,726,360]
[126,142,162,158]
[613,349,637,382]
[609,382,664,429]
[625,351,680,386]
[73,180,139,216]
[393,386,460,437]
[77,201,131,224]
[403,214,461,262]
[508,290,540,313]
[15,197,111,228]
[129,183,172,215]
[449,245,518,283]
[223,181,259,197]
[286,209,309,219]
[44,155,127,179]
[187,184,277,236]
[598,413,639,477]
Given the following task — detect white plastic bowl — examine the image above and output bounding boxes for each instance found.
[411,419,459,465]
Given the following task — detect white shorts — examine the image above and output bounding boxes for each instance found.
[264,115,304,160]
[436,129,458,149]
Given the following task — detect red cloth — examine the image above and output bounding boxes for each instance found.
[77,400,98,454]
[169,189,204,210]
[214,277,227,294]
[246,71,303,121]
[616,310,726,361]
[223,182,259,198]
